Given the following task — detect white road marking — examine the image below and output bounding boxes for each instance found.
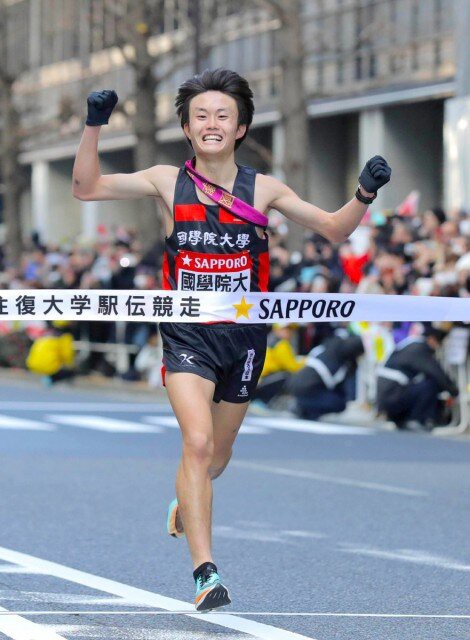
[246,415,375,436]
[143,415,269,435]
[0,403,374,436]
[0,591,139,605]
[233,461,427,497]
[142,416,180,428]
[41,626,249,639]
[213,524,325,544]
[0,415,55,431]
[0,402,168,412]
[45,415,163,434]
[0,604,67,640]
[0,546,315,640]
[0,565,48,574]
[213,525,290,543]
[340,544,470,572]
[281,531,326,540]
[0,611,468,619]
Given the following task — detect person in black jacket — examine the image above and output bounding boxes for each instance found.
[287,330,364,420]
[376,325,458,432]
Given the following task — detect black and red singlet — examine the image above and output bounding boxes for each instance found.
[162,164,270,294]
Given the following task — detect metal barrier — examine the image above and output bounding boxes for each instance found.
[73,340,139,374]
[434,327,470,435]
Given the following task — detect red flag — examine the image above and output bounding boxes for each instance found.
[397,190,420,217]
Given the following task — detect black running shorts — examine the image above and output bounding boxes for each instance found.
[159,322,268,403]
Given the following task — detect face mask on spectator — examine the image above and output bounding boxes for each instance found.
[459,219,470,237]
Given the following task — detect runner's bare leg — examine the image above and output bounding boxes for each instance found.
[210,399,250,479]
[166,373,250,568]
[165,371,216,569]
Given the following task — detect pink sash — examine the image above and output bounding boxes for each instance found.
[184,158,269,227]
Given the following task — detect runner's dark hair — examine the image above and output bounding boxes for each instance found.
[175,68,254,149]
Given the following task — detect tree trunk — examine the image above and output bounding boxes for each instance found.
[128,3,162,250]
[133,66,162,248]
[278,0,309,252]
[0,81,24,268]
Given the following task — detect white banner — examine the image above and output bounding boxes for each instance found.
[0,290,468,323]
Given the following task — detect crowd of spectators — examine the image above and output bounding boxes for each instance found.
[0,225,163,379]
[0,203,468,418]
[267,204,470,354]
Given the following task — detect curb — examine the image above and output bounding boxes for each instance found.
[0,367,167,401]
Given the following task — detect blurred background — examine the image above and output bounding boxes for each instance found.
[0,0,468,431]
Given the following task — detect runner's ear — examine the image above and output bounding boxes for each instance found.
[183,122,192,142]
[236,124,247,140]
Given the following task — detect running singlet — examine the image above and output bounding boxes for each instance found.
[162,165,270,295]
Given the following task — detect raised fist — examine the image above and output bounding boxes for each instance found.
[359,156,391,194]
[86,89,118,126]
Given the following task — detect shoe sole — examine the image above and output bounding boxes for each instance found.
[195,584,231,612]
[166,499,184,538]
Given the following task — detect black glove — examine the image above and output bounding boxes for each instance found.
[359,156,391,194]
[86,90,118,126]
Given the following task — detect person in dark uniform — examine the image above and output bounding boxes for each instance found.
[287,330,364,420]
[376,325,458,432]
[72,68,391,610]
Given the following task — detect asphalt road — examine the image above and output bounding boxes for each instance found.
[0,378,468,640]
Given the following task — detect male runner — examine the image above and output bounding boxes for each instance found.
[72,68,391,611]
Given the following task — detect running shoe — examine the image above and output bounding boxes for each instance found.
[166,498,184,538]
[194,566,231,612]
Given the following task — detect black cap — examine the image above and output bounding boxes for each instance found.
[422,324,447,342]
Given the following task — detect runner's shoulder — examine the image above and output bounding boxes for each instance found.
[145,164,180,191]
[255,173,290,208]
[255,173,288,192]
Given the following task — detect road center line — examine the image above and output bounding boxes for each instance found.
[340,544,470,571]
[0,547,314,640]
[0,604,67,640]
[232,461,427,497]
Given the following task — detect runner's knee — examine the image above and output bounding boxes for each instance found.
[182,431,214,464]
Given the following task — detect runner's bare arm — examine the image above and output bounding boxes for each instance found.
[72,126,177,201]
[259,156,391,243]
[257,175,365,243]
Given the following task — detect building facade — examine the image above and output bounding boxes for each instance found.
[1,0,463,245]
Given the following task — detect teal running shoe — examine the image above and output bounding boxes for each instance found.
[194,566,231,612]
[166,498,184,538]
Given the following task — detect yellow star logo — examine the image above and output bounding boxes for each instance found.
[232,296,253,319]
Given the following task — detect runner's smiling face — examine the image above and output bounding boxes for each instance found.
[183,91,246,156]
